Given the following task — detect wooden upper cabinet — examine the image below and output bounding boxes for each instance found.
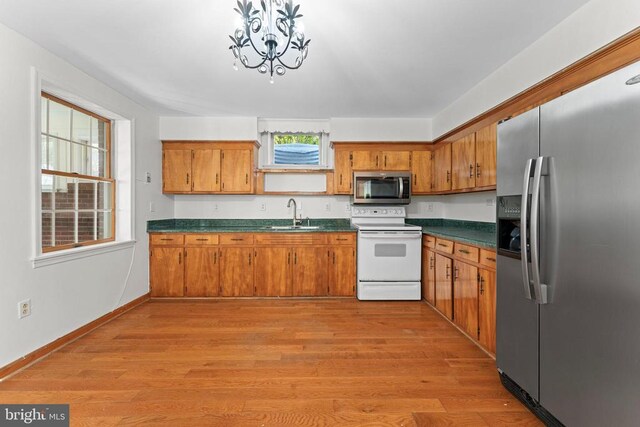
[150,247,184,297]
[192,149,221,192]
[254,247,292,297]
[433,144,452,192]
[351,150,379,171]
[479,268,497,354]
[334,149,353,194]
[382,151,411,170]
[475,123,497,188]
[163,149,192,193]
[451,133,476,190]
[221,149,252,193]
[412,151,432,193]
[453,261,479,339]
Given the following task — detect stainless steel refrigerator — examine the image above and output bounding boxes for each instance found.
[496,60,640,427]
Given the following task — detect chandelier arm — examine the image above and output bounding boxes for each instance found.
[275,55,303,70]
[245,16,266,57]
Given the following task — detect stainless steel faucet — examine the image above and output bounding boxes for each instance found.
[287,198,301,226]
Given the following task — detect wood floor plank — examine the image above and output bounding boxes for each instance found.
[0,299,537,426]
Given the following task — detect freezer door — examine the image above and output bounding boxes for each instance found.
[496,255,539,399]
[538,61,640,426]
[497,107,540,196]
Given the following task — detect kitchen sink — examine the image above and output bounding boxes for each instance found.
[264,225,321,230]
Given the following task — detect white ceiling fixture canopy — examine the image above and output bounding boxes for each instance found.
[0,0,592,118]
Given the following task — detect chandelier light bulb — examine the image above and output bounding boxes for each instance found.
[228,0,310,81]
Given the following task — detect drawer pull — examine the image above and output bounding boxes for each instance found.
[230,238,244,241]
[196,238,208,241]
[160,238,174,241]
[336,238,348,241]
[486,257,496,262]
[437,243,448,247]
[458,249,471,254]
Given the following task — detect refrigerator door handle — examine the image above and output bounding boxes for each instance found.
[520,158,534,300]
[530,156,549,304]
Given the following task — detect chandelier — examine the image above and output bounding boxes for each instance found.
[229,0,310,83]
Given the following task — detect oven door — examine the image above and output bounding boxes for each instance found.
[357,231,422,281]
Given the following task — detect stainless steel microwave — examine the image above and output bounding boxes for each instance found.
[353,172,411,205]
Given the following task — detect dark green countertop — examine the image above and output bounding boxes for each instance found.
[406,219,496,249]
[147,218,356,233]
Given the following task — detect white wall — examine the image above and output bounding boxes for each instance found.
[433,0,640,138]
[0,23,170,367]
[442,192,496,223]
[330,118,433,141]
[159,116,258,140]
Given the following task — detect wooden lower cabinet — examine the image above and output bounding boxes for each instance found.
[254,247,291,297]
[422,247,436,305]
[219,247,254,296]
[453,261,479,339]
[185,247,219,296]
[434,253,453,319]
[292,247,328,296]
[150,247,184,297]
[479,268,497,353]
[329,246,356,296]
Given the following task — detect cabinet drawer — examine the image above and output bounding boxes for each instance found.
[424,235,435,248]
[254,233,328,246]
[435,238,454,254]
[480,249,497,269]
[455,243,479,262]
[328,233,356,245]
[219,233,254,245]
[185,234,219,246]
[150,234,184,245]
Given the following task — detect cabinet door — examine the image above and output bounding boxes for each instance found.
[192,149,221,192]
[433,144,452,192]
[292,247,328,296]
[352,150,379,171]
[219,247,254,296]
[254,247,291,297]
[150,247,184,297]
[422,247,436,305]
[453,261,479,338]
[451,134,476,190]
[434,254,453,319]
[475,123,497,188]
[185,247,219,296]
[382,151,411,170]
[478,268,497,354]
[334,150,353,194]
[221,149,252,193]
[412,151,433,193]
[329,246,355,296]
[163,149,192,193]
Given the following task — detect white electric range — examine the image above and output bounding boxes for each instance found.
[350,206,422,300]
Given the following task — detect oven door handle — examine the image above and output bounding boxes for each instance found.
[359,233,422,239]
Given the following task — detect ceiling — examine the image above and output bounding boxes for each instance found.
[0,0,591,118]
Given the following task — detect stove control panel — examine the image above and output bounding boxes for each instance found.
[351,206,407,218]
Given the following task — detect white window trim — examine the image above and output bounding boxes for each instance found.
[261,131,329,170]
[30,67,136,267]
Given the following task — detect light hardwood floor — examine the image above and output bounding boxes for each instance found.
[0,300,541,426]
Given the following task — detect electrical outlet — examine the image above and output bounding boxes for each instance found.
[427,203,434,212]
[324,203,331,212]
[145,172,151,183]
[259,203,266,211]
[345,204,351,212]
[486,198,496,207]
[18,299,31,319]
[149,202,155,212]
[213,204,219,212]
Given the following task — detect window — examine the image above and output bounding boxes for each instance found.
[272,133,321,166]
[40,92,114,252]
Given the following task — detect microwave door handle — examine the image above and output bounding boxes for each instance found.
[398,177,404,197]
